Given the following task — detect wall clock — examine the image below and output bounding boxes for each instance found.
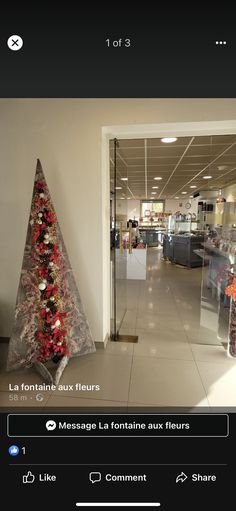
[185,202,191,209]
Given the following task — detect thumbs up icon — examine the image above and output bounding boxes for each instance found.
[22,471,35,484]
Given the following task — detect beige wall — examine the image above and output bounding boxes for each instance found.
[165,198,198,215]
[222,183,236,202]
[1,99,236,340]
[118,198,198,218]
[116,199,141,219]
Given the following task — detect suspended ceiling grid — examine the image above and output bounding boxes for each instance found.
[110,135,236,200]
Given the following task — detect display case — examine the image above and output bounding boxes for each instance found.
[139,213,170,228]
[199,202,236,354]
[138,213,171,247]
[163,233,204,268]
[139,228,165,247]
[167,213,199,234]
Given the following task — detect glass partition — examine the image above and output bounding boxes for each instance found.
[110,139,128,339]
[199,202,236,353]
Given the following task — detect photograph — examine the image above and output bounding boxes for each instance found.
[1,99,236,409]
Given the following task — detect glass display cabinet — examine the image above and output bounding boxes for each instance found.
[167,213,199,234]
[199,202,236,355]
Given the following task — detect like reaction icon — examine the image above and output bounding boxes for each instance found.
[23,471,35,484]
[9,445,20,456]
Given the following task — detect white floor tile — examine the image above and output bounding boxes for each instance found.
[136,311,184,332]
[55,353,132,402]
[134,331,193,360]
[103,340,134,356]
[138,297,178,314]
[128,398,210,408]
[136,327,189,343]
[0,367,45,392]
[119,326,136,336]
[196,361,236,406]
[120,310,137,330]
[129,356,208,406]
[184,325,222,345]
[191,344,232,363]
[46,395,127,407]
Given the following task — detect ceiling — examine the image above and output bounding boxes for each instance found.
[110,134,236,200]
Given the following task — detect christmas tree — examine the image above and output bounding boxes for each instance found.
[7,160,95,383]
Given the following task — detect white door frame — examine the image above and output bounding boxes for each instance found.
[101,120,236,342]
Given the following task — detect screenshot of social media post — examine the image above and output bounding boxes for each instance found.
[0,97,235,510]
[0,6,236,510]
[1,98,236,410]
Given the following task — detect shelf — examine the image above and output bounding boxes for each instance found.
[202,242,236,260]
[194,249,212,261]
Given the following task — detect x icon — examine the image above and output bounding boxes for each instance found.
[11,39,19,47]
[7,35,23,51]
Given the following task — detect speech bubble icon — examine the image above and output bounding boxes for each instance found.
[89,472,101,484]
[45,420,57,431]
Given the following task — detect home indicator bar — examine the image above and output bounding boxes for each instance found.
[75,504,161,508]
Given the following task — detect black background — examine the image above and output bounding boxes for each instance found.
[0,5,235,97]
[1,409,234,509]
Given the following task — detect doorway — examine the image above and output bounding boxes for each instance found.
[106,126,236,352]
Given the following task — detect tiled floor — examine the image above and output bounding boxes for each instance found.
[1,247,235,408]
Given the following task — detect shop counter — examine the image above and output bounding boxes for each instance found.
[163,234,204,268]
[139,228,165,247]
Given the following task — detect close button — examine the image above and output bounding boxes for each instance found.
[7,35,23,51]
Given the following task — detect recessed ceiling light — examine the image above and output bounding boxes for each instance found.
[189,195,194,198]
[127,197,131,200]
[152,186,159,189]
[217,165,227,171]
[115,186,122,190]
[182,191,187,194]
[161,137,178,143]
[120,197,125,200]
[203,176,212,179]
[121,177,128,181]
[190,185,197,188]
[151,192,157,194]
[175,197,179,199]
[154,177,162,180]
